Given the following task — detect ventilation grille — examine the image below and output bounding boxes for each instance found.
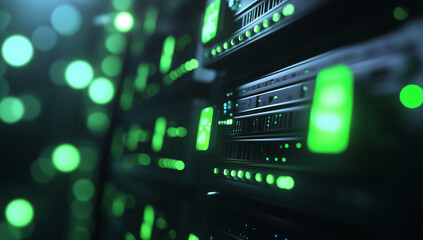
[241,0,288,27]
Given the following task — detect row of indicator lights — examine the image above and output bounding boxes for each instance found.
[209,4,295,57]
[162,58,199,85]
[214,168,295,190]
[218,119,233,125]
[158,158,185,171]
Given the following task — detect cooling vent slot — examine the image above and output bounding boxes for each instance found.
[242,0,288,27]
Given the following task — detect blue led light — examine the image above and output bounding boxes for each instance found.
[275,234,278,237]
[223,110,227,115]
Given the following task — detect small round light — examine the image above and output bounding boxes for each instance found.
[114,12,134,32]
[65,60,94,89]
[0,97,25,124]
[5,199,34,227]
[52,144,80,172]
[1,35,34,67]
[399,84,423,109]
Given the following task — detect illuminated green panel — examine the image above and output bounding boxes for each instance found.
[202,0,221,43]
[276,176,294,190]
[188,233,199,240]
[152,117,167,152]
[196,107,213,151]
[158,158,185,171]
[307,65,354,154]
[160,36,175,74]
[140,205,155,240]
[135,63,149,92]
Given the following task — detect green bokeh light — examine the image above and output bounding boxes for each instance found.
[0,97,25,124]
[105,33,126,54]
[65,60,94,89]
[115,12,134,32]
[72,179,95,201]
[112,0,133,10]
[101,56,122,77]
[393,6,408,21]
[88,78,115,104]
[51,4,82,36]
[1,35,34,67]
[276,176,295,190]
[399,84,423,109]
[5,199,34,228]
[20,95,42,121]
[52,144,80,172]
[49,60,68,86]
[87,111,110,133]
[31,26,57,51]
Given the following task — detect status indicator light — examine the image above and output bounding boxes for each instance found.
[140,205,155,240]
[245,30,252,38]
[160,36,175,74]
[230,39,236,46]
[245,171,251,180]
[223,169,229,176]
[276,176,295,190]
[282,4,295,16]
[263,19,270,28]
[399,84,423,109]
[211,49,216,56]
[188,233,199,240]
[238,35,244,41]
[255,173,263,182]
[307,64,354,154]
[266,174,275,185]
[223,42,229,49]
[272,12,281,22]
[214,168,219,174]
[216,46,222,53]
[230,170,236,177]
[196,107,214,151]
[152,117,167,152]
[202,0,221,43]
[237,170,244,178]
[254,25,261,33]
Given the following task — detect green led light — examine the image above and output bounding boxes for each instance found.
[238,35,244,41]
[102,55,122,77]
[282,157,286,162]
[105,33,126,54]
[216,46,222,53]
[202,0,221,43]
[152,117,167,152]
[115,12,134,32]
[307,64,354,154]
[214,167,219,174]
[135,63,149,92]
[296,143,302,149]
[0,97,25,124]
[393,6,408,21]
[272,12,281,22]
[188,233,199,240]
[245,171,251,180]
[245,30,252,38]
[399,84,423,109]
[211,49,216,56]
[158,158,185,171]
[5,199,34,228]
[282,4,295,16]
[2,35,34,67]
[237,170,244,178]
[254,25,261,33]
[230,170,236,177]
[52,144,80,172]
[223,42,229,49]
[196,107,213,151]
[223,169,229,176]
[72,179,95,201]
[265,157,269,161]
[284,143,289,148]
[230,39,236,46]
[255,173,262,182]
[89,78,115,104]
[276,176,295,190]
[160,36,176,74]
[65,60,94,89]
[140,205,155,240]
[266,174,275,185]
[144,7,158,35]
[263,19,270,28]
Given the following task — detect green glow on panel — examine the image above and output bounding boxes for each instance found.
[0,97,25,124]
[196,107,213,151]
[72,179,95,201]
[266,174,275,185]
[115,12,134,32]
[52,144,80,172]
[135,63,149,92]
[230,170,236,177]
[254,25,261,33]
[140,205,155,240]
[125,232,136,240]
[272,12,281,22]
[255,173,262,182]
[223,169,229,176]
[399,84,423,109]
[156,217,167,229]
[188,233,199,240]
[237,170,244,178]
[138,154,151,166]
[176,127,187,137]
[245,171,251,180]
[213,168,219,174]
[152,117,167,152]
[263,19,270,28]
[296,143,302,149]
[65,60,94,89]
[144,7,158,35]
[2,35,34,67]
[113,0,133,10]
[102,55,122,77]
[158,158,185,171]
[160,36,176,74]
[393,7,408,21]
[5,199,34,227]
[276,176,295,190]
[105,33,126,54]
[202,0,221,43]
[307,64,354,154]
[89,78,115,104]
[282,4,295,16]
